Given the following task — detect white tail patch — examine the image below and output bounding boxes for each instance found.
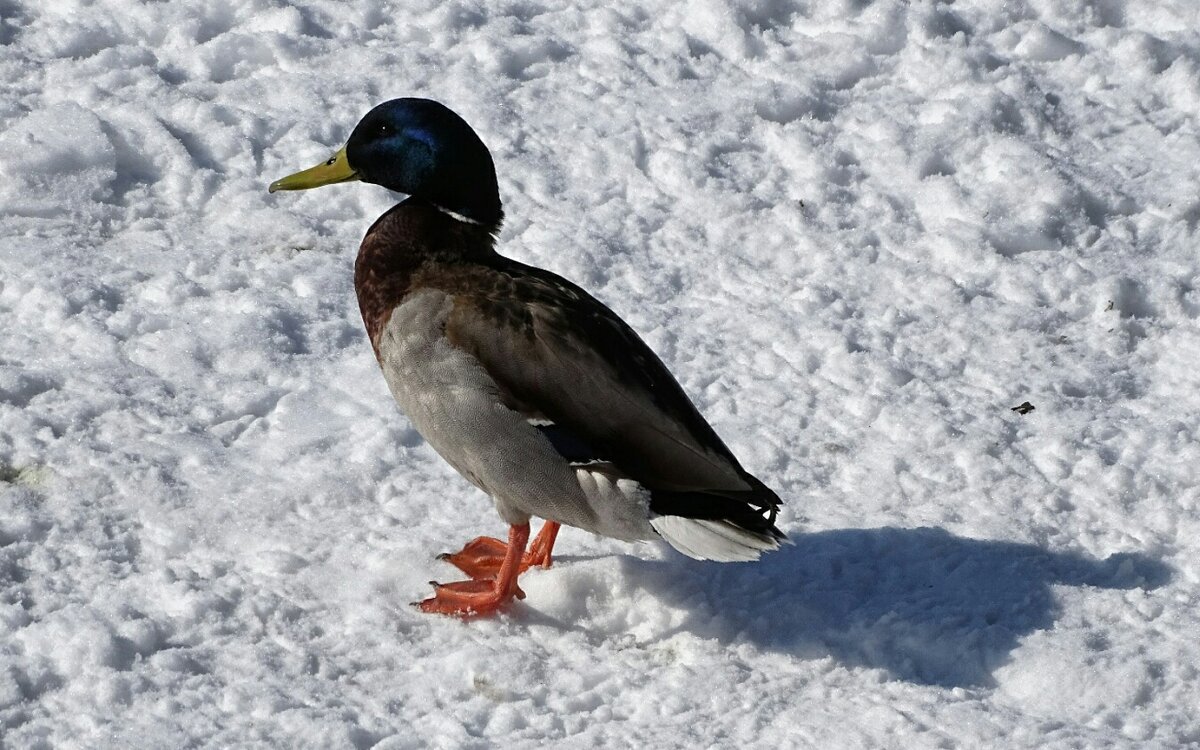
[574,469,656,542]
[649,516,781,562]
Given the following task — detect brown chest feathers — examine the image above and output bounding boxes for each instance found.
[353,199,500,357]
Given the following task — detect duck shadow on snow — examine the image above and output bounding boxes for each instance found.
[610,527,1171,688]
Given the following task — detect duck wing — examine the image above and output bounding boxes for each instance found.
[427,258,782,539]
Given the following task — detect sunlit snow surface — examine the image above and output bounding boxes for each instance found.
[2,0,1199,747]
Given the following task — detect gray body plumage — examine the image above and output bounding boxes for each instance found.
[377,288,658,541]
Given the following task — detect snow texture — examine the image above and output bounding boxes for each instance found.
[1,0,1198,747]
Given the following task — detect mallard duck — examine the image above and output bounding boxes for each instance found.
[270,98,784,617]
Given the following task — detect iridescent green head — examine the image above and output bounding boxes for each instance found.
[270,98,503,227]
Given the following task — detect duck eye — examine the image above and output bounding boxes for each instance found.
[378,123,392,136]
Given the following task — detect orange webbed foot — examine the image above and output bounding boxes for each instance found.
[437,536,509,580]
[417,578,526,617]
[438,521,562,580]
[418,523,531,618]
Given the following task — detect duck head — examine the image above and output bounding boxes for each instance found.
[270,98,503,227]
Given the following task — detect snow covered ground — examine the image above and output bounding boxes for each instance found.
[2,0,1199,746]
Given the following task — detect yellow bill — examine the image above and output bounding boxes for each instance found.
[268,146,359,193]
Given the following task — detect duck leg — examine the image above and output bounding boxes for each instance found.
[418,523,530,617]
[524,521,560,569]
[438,521,561,580]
